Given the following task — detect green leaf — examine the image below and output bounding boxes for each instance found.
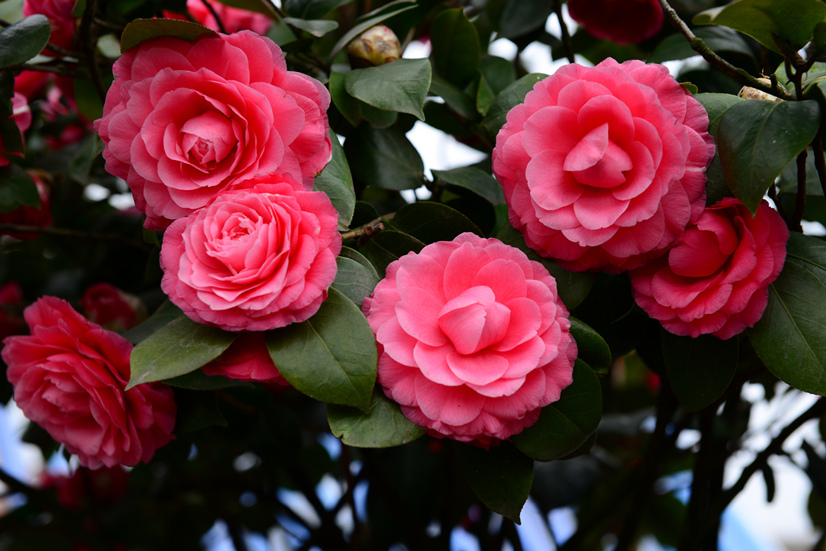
[511,360,603,462]
[391,202,483,244]
[164,370,254,390]
[120,19,217,52]
[0,165,39,214]
[73,77,109,122]
[285,0,353,19]
[345,59,432,120]
[496,222,595,310]
[340,246,380,279]
[432,166,506,206]
[123,300,183,345]
[482,73,547,138]
[359,230,425,277]
[693,0,826,54]
[717,99,821,213]
[694,92,744,135]
[429,76,478,121]
[266,287,377,410]
[570,317,611,375]
[497,0,554,40]
[128,316,237,389]
[454,441,533,524]
[649,26,755,64]
[327,387,425,447]
[332,256,380,308]
[430,8,480,87]
[344,125,425,191]
[327,0,417,62]
[662,330,739,411]
[314,131,355,229]
[0,15,50,68]
[330,71,397,129]
[479,55,517,96]
[749,233,826,395]
[213,0,279,17]
[283,17,339,37]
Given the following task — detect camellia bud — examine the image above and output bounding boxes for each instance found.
[347,25,401,68]
[738,78,781,101]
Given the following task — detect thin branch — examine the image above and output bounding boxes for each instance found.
[199,0,227,34]
[656,0,795,101]
[552,0,575,64]
[793,149,807,232]
[341,213,395,241]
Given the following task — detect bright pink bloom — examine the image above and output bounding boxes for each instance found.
[81,283,144,331]
[568,0,664,45]
[160,175,341,331]
[0,93,32,168]
[493,59,715,273]
[202,332,288,385]
[2,297,176,469]
[165,0,273,34]
[95,31,331,230]
[362,233,577,447]
[630,199,789,339]
[23,0,76,52]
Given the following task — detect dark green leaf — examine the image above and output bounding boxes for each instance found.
[128,315,237,388]
[496,222,595,310]
[330,71,397,128]
[332,256,380,308]
[649,26,755,64]
[266,287,377,411]
[662,330,739,412]
[511,360,603,462]
[164,369,254,390]
[391,201,483,243]
[344,125,425,190]
[73,77,109,122]
[454,441,533,524]
[121,18,217,52]
[749,233,826,395]
[717,99,821,213]
[693,0,826,54]
[497,0,554,40]
[345,59,431,120]
[570,317,611,375]
[482,73,547,137]
[431,8,480,87]
[479,55,517,96]
[0,165,39,214]
[283,17,339,37]
[285,0,353,19]
[432,166,506,206]
[327,0,417,62]
[327,388,425,447]
[359,230,425,277]
[213,0,278,17]
[694,92,744,134]
[340,246,380,279]
[314,130,355,229]
[123,300,184,344]
[0,15,50,68]
[429,76,478,121]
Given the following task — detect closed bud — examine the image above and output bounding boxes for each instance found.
[347,25,401,68]
[738,78,781,101]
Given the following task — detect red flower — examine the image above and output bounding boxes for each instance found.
[202,332,288,386]
[568,0,664,45]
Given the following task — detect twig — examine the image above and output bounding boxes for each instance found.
[552,0,575,64]
[341,213,394,241]
[656,0,795,101]
[199,0,227,34]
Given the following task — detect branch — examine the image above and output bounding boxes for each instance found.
[552,0,575,64]
[340,213,395,241]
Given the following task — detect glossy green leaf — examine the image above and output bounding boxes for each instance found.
[332,256,380,308]
[0,165,40,214]
[717,99,821,213]
[283,17,339,37]
[649,26,755,64]
[429,76,477,121]
[570,317,611,375]
[330,71,397,129]
[327,0,417,62]
[314,130,355,229]
[123,301,183,345]
[496,222,595,310]
[483,73,547,137]
[749,233,826,395]
[479,55,517,96]
[121,19,217,52]
[432,166,506,206]
[662,330,739,412]
[128,316,237,389]
[345,59,431,120]
[511,360,603,462]
[214,0,278,17]
[340,246,380,278]
[694,0,826,54]
[359,230,425,277]
[285,0,353,19]
[266,287,377,411]
[694,92,744,135]
[0,15,50,68]
[454,441,533,524]
[497,0,554,40]
[430,8,480,87]
[392,202,484,244]
[327,388,425,447]
[344,125,425,190]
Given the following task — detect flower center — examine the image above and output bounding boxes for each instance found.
[438,286,511,355]
[564,123,632,188]
[180,111,236,167]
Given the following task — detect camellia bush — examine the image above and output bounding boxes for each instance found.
[1,0,826,549]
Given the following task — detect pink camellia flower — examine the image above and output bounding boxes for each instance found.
[165,0,273,35]
[1,93,32,168]
[493,59,715,273]
[160,175,341,331]
[1,297,176,469]
[568,0,664,45]
[95,31,331,230]
[23,0,76,53]
[362,233,577,447]
[81,283,145,331]
[202,332,289,386]
[630,198,789,339]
